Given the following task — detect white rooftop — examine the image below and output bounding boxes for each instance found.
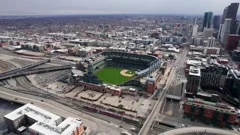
[189,66,201,77]
[4,104,84,135]
[79,47,92,52]
[187,59,202,66]
[4,104,61,125]
[29,117,83,135]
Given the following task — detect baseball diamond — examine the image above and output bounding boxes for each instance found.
[120,69,135,77]
[95,67,135,85]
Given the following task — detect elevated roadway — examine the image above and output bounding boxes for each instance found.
[24,65,72,75]
[166,94,181,101]
[138,68,176,135]
[0,65,72,81]
[0,59,50,79]
[139,47,189,135]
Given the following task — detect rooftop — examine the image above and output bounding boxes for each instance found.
[186,98,237,115]
[4,104,61,125]
[29,117,83,135]
[186,59,202,66]
[189,66,201,77]
[231,69,240,79]
[4,104,84,135]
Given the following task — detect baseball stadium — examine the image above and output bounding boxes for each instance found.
[71,50,162,95]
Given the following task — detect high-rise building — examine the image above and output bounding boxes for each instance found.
[213,15,221,29]
[203,47,220,55]
[225,34,240,51]
[207,37,216,47]
[186,66,201,94]
[159,35,183,44]
[202,12,213,31]
[221,8,228,24]
[220,18,232,45]
[231,49,240,62]
[192,24,198,37]
[217,24,223,39]
[201,64,228,89]
[225,69,240,99]
[192,37,203,45]
[236,21,240,35]
[203,28,213,38]
[220,3,239,34]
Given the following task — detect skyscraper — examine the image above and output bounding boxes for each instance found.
[213,15,220,29]
[207,37,216,47]
[192,19,198,37]
[220,18,232,45]
[186,66,201,94]
[217,24,223,39]
[226,35,240,51]
[192,25,198,37]
[220,3,239,34]
[236,21,240,35]
[202,12,213,31]
[203,28,213,38]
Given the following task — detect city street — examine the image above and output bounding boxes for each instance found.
[162,99,180,116]
[162,47,188,117]
[147,47,189,135]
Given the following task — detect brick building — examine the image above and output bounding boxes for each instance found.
[183,98,238,127]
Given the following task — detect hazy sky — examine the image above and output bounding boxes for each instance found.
[0,0,239,15]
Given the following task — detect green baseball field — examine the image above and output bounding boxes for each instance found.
[95,67,135,85]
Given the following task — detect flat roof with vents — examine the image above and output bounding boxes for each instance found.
[4,104,61,125]
[189,66,201,77]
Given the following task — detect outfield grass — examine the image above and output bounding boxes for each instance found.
[95,67,135,85]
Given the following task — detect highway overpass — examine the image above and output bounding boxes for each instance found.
[166,94,181,101]
[138,68,176,135]
[0,59,50,79]
[0,64,72,81]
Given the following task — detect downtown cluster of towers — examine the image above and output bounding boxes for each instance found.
[202,3,240,47]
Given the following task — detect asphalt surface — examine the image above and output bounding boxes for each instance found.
[2,75,136,135]
[14,76,47,94]
[0,49,133,134]
[0,59,16,72]
[0,87,123,135]
[138,66,176,135]
[162,99,180,117]
[34,70,71,85]
[0,48,19,56]
[162,47,188,118]
[145,47,189,135]
[9,58,34,67]
[148,121,174,135]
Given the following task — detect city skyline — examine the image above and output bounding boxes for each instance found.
[0,0,240,16]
